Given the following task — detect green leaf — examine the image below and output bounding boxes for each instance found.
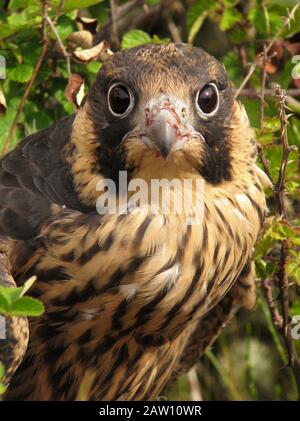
[269,222,295,240]
[0,285,24,307]
[220,8,242,31]
[55,16,75,41]
[0,294,9,313]
[187,0,218,44]
[256,131,275,145]
[223,50,244,83]
[0,276,42,317]
[152,34,171,45]
[9,296,44,317]
[0,383,6,395]
[0,363,4,379]
[248,3,270,35]
[286,180,300,194]
[254,221,278,258]
[263,116,281,133]
[9,64,33,83]
[59,0,104,13]
[86,61,102,75]
[9,0,39,9]
[121,30,152,49]
[255,258,267,278]
[228,26,248,44]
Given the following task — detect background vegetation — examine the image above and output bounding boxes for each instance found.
[0,0,300,401]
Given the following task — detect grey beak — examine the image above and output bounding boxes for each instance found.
[141,96,193,158]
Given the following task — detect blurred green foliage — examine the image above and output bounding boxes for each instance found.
[0,0,300,401]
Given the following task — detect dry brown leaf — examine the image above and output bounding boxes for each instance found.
[67,30,94,50]
[0,86,7,116]
[64,74,85,109]
[73,40,113,63]
[76,16,98,34]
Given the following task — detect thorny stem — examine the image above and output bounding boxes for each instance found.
[259,82,300,399]
[253,6,300,394]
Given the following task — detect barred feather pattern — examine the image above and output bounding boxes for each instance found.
[6,111,266,401]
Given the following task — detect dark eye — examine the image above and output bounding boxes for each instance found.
[196,83,219,116]
[108,83,134,117]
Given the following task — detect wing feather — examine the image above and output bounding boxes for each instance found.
[0,114,92,241]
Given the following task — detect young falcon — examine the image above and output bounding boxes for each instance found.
[0,43,267,400]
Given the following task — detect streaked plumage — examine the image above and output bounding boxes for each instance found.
[0,44,267,400]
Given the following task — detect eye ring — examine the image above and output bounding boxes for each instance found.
[195,83,219,118]
[107,82,134,117]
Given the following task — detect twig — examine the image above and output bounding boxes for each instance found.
[238,45,249,78]
[235,3,300,98]
[256,44,276,186]
[275,88,292,220]
[1,40,49,156]
[109,0,120,48]
[257,144,275,186]
[261,279,283,329]
[45,15,71,75]
[165,11,182,43]
[237,88,300,98]
[260,44,268,131]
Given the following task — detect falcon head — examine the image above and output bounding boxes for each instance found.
[70,43,256,206]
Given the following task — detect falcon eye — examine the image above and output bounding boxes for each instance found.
[108,83,134,117]
[195,83,219,117]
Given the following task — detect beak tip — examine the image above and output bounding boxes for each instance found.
[159,145,170,159]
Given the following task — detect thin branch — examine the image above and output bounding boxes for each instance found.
[45,15,71,75]
[260,44,268,131]
[275,88,292,220]
[237,88,300,98]
[261,279,283,329]
[165,11,182,43]
[238,45,249,78]
[256,44,276,186]
[1,40,49,156]
[109,0,120,48]
[257,144,275,186]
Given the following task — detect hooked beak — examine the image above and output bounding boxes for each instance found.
[141,95,197,158]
